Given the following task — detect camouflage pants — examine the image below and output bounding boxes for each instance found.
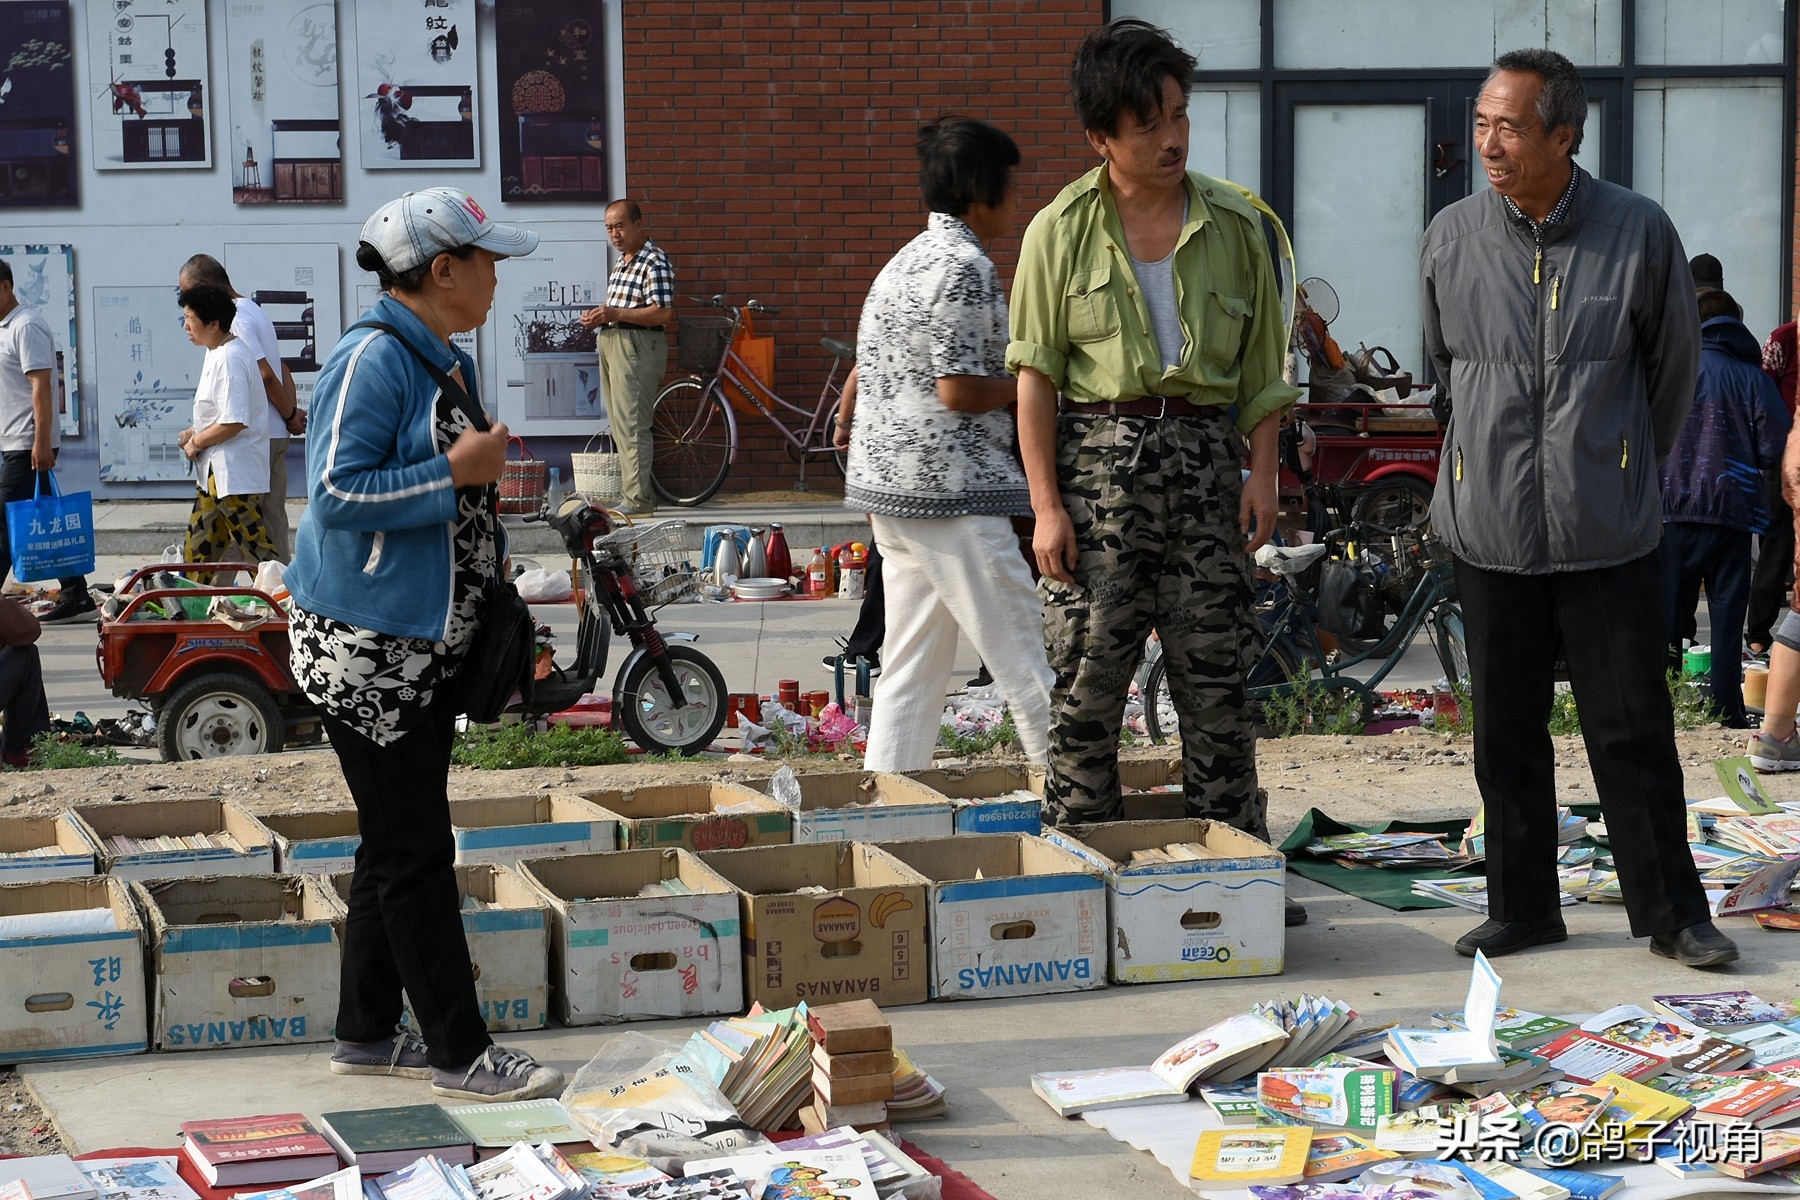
[1040,411,1265,838]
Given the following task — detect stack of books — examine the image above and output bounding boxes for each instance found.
[680,1003,816,1134]
[804,999,895,1131]
[887,1049,947,1121]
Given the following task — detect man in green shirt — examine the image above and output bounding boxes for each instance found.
[1008,19,1302,921]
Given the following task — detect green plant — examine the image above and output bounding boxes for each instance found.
[452,721,628,769]
[939,714,1018,757]
[1452,670,1712,740]
[1546,686,1582,736]
[1257,677,1368,738]
[24,733,122,771]
[1668,669,1715,732]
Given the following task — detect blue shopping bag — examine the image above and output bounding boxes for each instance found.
[6,474,96,581]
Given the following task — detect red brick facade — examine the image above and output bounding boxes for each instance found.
[624,0,1104,493]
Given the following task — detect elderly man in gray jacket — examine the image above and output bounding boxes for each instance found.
[1421,47,1733,969]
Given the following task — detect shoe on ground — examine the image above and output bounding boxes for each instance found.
[41,591,97,625]
[430,1044,563,1102]
[1650,920,1739,968]
[1748,728,1800,772]
[1454,916,1567,958]
[1285,897,1308,927]
[329,1027,431,1078]
[966,666,993,687]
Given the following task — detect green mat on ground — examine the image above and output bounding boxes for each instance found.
[1278,808,1479,911]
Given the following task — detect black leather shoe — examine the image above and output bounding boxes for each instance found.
[1454,917,1567,958]
[1649,921,1739,968]
[1285,898,1308,927]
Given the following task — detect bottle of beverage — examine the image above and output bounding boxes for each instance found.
[765,522,792,582]
[545,467,565,513]
[807,547,832,596]
[835,545,863,599]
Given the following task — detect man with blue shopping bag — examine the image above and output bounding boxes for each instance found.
[0,262,94,623]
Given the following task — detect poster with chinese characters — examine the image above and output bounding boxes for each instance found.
[353,283,477,369]
[354,0,480,170]
[87,0,213,170]
[224,241,342,422]
[0,244,79,436]
[493,240,608,437]
[226,0,341,205]
[0,2,78,208]
[94,286,198,483]
[494,1,607,203]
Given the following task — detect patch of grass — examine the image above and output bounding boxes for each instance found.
[24,732,122,771]
[939,714,1018,757]
[1444,670,1714,740]
[1668,669,1716,732]
[1258,677,1368,737]
[1546,686,1582,736]
[452,721,629,769]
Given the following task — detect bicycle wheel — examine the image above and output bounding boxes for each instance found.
[650,379,732,506]
[1144,634,1305,744]
[1432,602,1471,685]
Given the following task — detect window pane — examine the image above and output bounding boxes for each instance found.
[1293,104,1427,372]
[1188,86,1261,193]
[1115,0,1259,70]
[1275,0,1621,67]
[1634,79,1783,336]
[1637,0,1785,64]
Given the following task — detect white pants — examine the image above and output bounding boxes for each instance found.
[863,513,1053,773]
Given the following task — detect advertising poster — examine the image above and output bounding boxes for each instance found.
[226,0,341,205]
[94,286,198,483]
[494,1,607,203]
[0,1,77,208]
[0,244,78,436]
[88,0,213,170]
[354,0,481,170]
[223,241,342,420]
[493,240,608,437]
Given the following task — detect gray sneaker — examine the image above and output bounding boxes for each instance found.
[329,1027,431,1078]
[1748,729,1800,772]
[431,1045,563,1103]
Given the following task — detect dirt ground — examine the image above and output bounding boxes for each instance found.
[0,721,1761,1153]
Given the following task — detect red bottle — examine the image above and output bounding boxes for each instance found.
[764,522,792,582]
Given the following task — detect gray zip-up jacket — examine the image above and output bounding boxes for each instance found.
[1421,166,1700,574]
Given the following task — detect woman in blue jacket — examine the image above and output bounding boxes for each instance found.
[285,188,562,1102]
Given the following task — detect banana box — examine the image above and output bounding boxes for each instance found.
[741,771,954,843]
[1043,819,1285,983]
[447,794,619,867]
[902,766,1044,835]
[875,834,1107,1001]
[580,784,791,852]
[699,842,929,1010]
[247,806,361,875]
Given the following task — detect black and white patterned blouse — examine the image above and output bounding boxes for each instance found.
[843,213,1030,520]
[289,389,498,746]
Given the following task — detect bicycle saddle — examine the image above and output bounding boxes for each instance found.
[1254,542,1328,576]
[821,336,857,362]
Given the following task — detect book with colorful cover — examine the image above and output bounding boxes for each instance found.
[1727,1022,1800,1067]
[1651,990,1790,1029]
[1188,1128,1310,1186]
[1712,856,1800,918]
[1151,1011,1289,1089]
[562,1153,671,1198]
[1535,1031,1667,1084]
[1198,1082,1261,1125]
[1028,1066,1185,1116]
[1357,1160,1483,1200]
[1692,1077,1800,1126]
[1373,1103,1465,1154]
[0,1181,31,1200]
[1717,755,1784,814]
[1387,953,1504,1079]
[1300,1132,1397,1183]
[441,1099,584,1148]
[1247,1186,1365,1200]
[1432,1006,1573,1051]
[1453,1160,1568,1200]
[1519,1167,1624,1199]
[1713,1127,1800,1178]
[1592,1072,1692,1125]
[178,1114,340,1187]
[1257,1067,1395,1131]
[1522,1083,1615,1135]
[76,1159,199,1200]
[1578,1004,1753,1074]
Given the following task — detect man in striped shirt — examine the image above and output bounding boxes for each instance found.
[580,199,674,514]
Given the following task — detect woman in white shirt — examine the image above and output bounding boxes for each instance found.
[177,285,275,563]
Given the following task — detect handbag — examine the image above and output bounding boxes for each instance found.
[1316,556,1385,640]
[348,321,535,722]
[6,472,96,582]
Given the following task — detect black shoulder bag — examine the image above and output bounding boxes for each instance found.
[349,321,535,723]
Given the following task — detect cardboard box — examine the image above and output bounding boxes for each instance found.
[903,767,1044,835]
[1045,819,1285,983]
[519,849,743,1025]
[249,807,361,875]
[132,875,340,1050]
[699,842,929,1010]
[69,799,275,881]
[1118,758,1186,821]
[447,794,620,867]
[0,814,99,883]
[743,771,954,843]
[584,784,791,852]
[875,835,1106,1001]
[0,876,146,1062]
[321,864,552,1032]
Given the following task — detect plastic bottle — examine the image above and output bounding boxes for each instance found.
[545,467,564,512]
[806,547,832,596]
[836,545,864,599]
[765,522,792,583]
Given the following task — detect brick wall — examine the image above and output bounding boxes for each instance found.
[625,0,1103,494]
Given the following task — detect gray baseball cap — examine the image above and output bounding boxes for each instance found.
[359,188,538,274]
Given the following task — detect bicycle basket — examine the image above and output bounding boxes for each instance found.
[677,314,736,375]
[598,519,698,605]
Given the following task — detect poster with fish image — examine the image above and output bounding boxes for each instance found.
[94,286,199,483]
[88,0,212,170]
[0,1,78,207]
[355,0,480,169]
[226,0,341,204]
[0,244,79,436]
[492,240,608,437]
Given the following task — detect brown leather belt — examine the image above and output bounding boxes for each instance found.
[1059,395,1217,418]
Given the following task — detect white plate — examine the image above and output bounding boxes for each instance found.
[733,581,790,600]
[734,577,789,588]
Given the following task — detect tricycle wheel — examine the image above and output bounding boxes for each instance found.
[158,671,285,761]
[616,644,727,755]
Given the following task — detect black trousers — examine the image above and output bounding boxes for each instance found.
[0,644,49,755]
[1661,522,1752,727]
[842,541,885,660]
[0,451,87,593]
[325,704,490,1068]
[1746,485,1795,648]
[1456,552,1709,938]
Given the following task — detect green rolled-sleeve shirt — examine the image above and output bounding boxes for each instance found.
[1006,166,1300,437]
